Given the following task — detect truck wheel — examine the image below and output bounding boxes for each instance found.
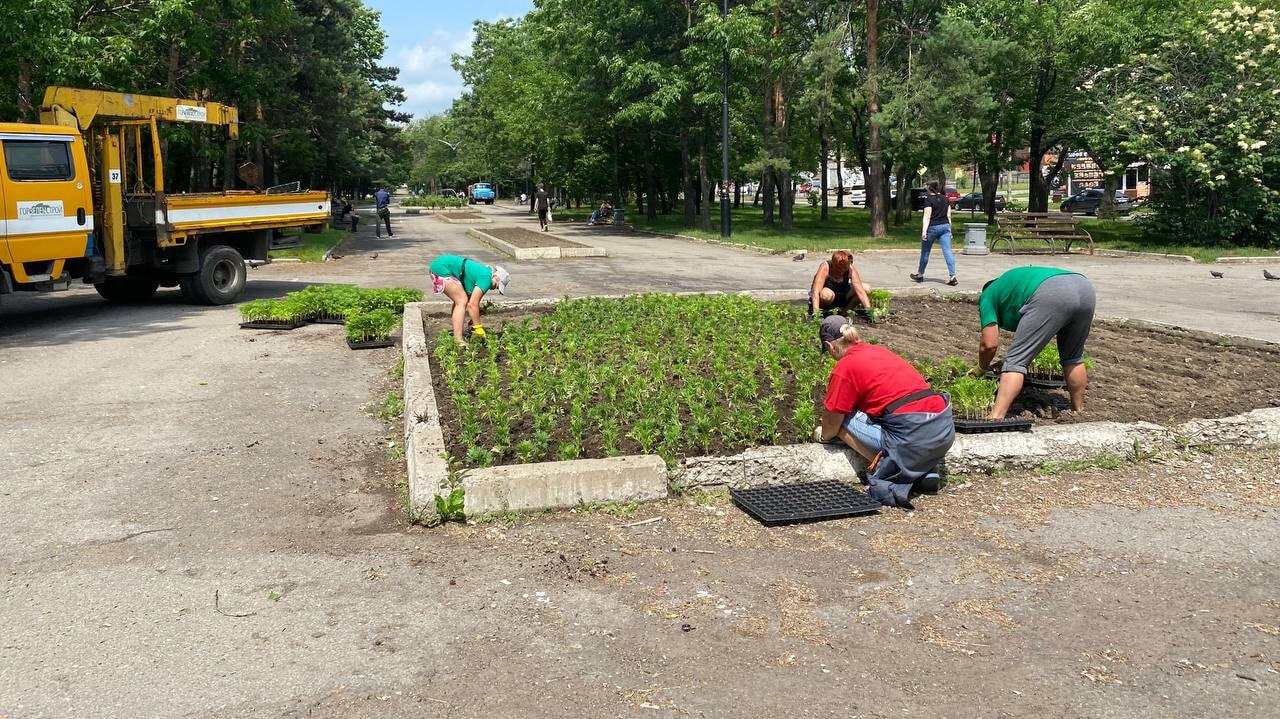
[95,276,160,302]
[184,244,246,305]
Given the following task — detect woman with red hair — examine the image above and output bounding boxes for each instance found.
[809,250,872,317]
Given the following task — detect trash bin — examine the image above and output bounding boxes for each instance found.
[613,208,626,224]
[963,223,988,255]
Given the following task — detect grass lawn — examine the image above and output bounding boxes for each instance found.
[558,203,1275,262]
[269,227,347,262]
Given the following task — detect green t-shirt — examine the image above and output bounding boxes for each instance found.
[428,254,493,295]
[978,266,1076,331]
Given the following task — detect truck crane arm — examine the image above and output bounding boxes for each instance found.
[39,87,238,138]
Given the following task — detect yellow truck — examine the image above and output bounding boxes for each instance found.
[0,87,330,305]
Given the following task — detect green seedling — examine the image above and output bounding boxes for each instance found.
[434,486,466,523]
[947,375,998,420]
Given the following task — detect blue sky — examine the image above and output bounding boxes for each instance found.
[367,0,534,120]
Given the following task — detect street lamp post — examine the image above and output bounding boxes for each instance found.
[720,0,731,238]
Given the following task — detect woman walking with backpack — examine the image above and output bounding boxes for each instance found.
[911,180,958,286]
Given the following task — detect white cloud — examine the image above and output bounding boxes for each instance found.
[392,27,476,118]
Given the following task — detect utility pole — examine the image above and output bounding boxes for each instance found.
[720,0,732,238]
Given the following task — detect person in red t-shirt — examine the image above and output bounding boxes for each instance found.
[815,316,955,507]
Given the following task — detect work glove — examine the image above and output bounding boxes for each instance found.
[471,325,486,339]
[814,427,840,444]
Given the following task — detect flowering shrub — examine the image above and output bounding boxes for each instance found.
[1100,4,1280,247]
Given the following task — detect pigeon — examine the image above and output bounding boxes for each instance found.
[371,252,379,260]
[1265,269,1280,280]
[1210,270,1224,278]
[792,250,807,261]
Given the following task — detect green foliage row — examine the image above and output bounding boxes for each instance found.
[238,285,422,324]
[401,196,466,209]
[346,309,398,343]
[434,294,833,469]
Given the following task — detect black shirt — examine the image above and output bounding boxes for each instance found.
[536,190,549,210]
[925,194,950,226]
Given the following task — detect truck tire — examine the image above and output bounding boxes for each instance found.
[95,276,160,302]
[183,244,246,305]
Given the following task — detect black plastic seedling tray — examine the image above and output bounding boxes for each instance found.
[731,480,881,526]
[310,317,346,325]
[240,320,306,330]
[347,338,395,350]
[953,417,1033,434]
[984,371,1066,390]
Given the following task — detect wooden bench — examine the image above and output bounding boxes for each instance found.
[991,212,1094,254]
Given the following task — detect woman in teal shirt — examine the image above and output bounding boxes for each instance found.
[428,254,511,344]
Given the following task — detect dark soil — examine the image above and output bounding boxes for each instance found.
[483,226,588,249]
[860,296,1280,425]
[440,212,484,220]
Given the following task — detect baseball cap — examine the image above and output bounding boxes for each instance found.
[819,315,849,348]
[493,265,511,295]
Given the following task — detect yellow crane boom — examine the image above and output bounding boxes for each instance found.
[40,87,239,138]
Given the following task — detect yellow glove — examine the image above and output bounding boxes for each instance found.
[471,325,486,338]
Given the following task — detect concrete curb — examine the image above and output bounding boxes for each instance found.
[402,303,450,523]
[467,228,607,260]
[1214,255,1280,264]
[321,236,347,262]
[677,408,1280,487]
[463,456,668,515]
[1095,249,1196,263]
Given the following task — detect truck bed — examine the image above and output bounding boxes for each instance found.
[127,191,330,234]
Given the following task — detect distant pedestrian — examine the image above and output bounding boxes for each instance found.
[374,186,394,238]
[911,180,957,286]
[535,184,551,231]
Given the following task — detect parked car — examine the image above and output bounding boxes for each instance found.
[954,192,1005,212]
[945,186,960,206]
[1059,188,1132,215]
[893,187,929,211]
[847,185,867,205]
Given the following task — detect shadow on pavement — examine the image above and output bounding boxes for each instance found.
[0,279,320,347]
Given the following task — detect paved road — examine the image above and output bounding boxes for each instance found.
[2,202,1278,717]
[265,202,1280,342]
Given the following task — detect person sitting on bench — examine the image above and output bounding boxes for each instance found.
[816,316,954,508]
[588,200,614,225]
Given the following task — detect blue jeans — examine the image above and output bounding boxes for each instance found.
[842,411,941,480]
[918,224,956,276]
[842,412,884,453]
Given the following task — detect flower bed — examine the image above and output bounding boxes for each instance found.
[422,293,1280,471]
[430,294,831,469]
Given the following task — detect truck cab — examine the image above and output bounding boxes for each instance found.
[469,182,495,205]
[0,123,101,294]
